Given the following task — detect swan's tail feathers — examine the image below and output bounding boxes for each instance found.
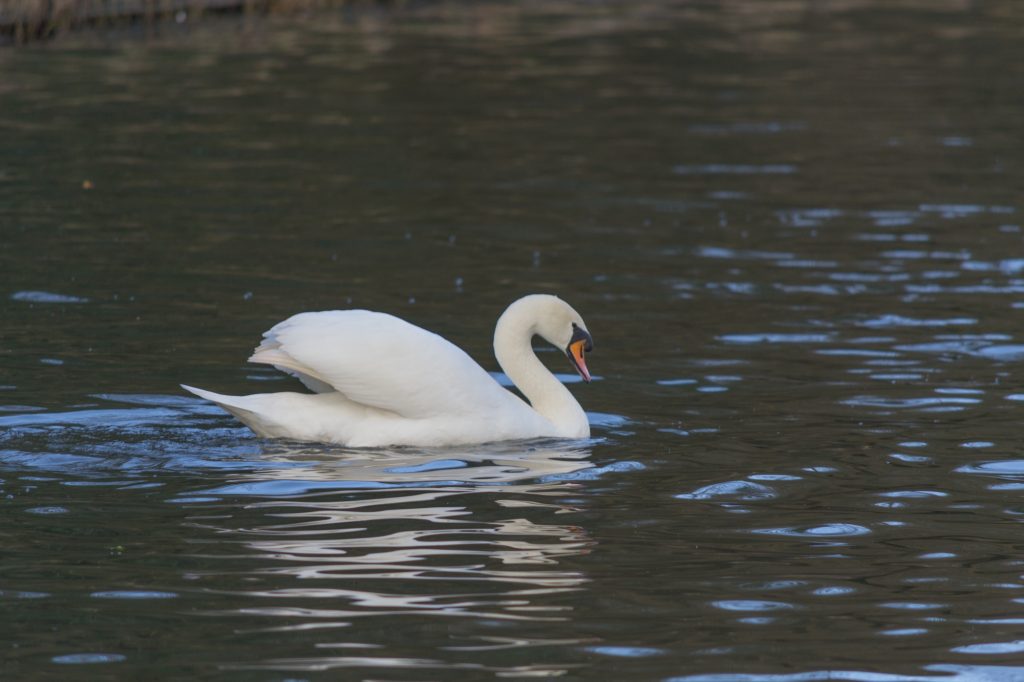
[180,384,270,434]
[181,384,221,402]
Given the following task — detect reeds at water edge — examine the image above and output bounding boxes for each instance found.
[0,0,370,43]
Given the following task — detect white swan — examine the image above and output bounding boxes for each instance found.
[182,294,594,447]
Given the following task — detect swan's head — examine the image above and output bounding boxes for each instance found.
[564,321,594,383]
[502,294,594,383]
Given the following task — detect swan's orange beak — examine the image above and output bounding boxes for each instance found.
[566,326,593,383]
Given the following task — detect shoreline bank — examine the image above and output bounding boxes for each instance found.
[0,0,363,43]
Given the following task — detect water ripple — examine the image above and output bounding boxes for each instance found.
[673,164,797,175]
[584,645,665,657]
[752,524,871,538]
[10,291,90,304]
[711,600,794,612]
[719,333,835,345]
[841,396,980,409]
[676,480,777,501]
[669,666,1024,682]
[878,602,946,610]
[91,591,178,600]
[956,461,1024,478]
[953,641,1024,655]
[52,653,126,664]
[858,315,977,328]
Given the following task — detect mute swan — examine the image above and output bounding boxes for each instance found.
[182,294,594,447]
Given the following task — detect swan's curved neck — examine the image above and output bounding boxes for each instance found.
[493,304,589,438]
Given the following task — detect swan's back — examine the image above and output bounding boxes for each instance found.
[251,310,526,420]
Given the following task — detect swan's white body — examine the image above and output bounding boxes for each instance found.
[182,294,593,447]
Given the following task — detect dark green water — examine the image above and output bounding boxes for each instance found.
[4,1,1024,679]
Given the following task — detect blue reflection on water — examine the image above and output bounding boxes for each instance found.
[585,645,665,657]
[673,164,797,175]
[385,459,469,474]
[52,653,126,664]
[953,641,1024,654]
[752,524,871,538]
[0,394,636,498]
[669,664,1024,681]
[711,600,793,612]
[676,480,777,501]
[91,591,178,600]
[956,461,1024,478]
[719,333,835,344]
[11,291,91,304]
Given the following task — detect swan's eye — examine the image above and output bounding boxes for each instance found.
[569,324,593,352]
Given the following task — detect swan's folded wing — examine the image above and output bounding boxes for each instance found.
[248,346,337,394]
[248,310,509,419]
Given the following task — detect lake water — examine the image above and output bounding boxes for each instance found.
[4,1,1024,679]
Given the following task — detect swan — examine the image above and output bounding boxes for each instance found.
[181,294,594,447]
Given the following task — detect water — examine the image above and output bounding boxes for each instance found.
[3,0,1024,679]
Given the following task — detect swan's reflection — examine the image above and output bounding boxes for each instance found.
[188,442,597,635]
[2,398,609,672]
[213,438,595,489]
